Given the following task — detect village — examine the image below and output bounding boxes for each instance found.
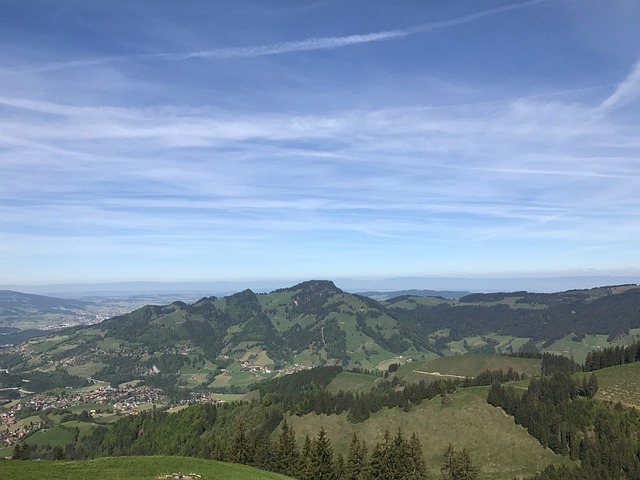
[0,383,230,449]
[0,358,317,450]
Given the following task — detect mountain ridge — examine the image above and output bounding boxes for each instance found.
[3,282,640,395]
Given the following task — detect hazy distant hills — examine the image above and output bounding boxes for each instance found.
[4,274,640,297]
[358,289,471,301]
[0,290,94,328]
[0,290,90,314]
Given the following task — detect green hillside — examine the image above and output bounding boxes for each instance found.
[592,362,640,409]
[396,354,542,384]
[0,456,291,480]
[286,386,571,480]
[325,371,381,394]
[4,282,640,398]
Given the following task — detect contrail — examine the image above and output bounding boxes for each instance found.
[6,0,547,74]
[599,59,640,111]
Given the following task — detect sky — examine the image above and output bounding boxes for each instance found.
[1,0,639,287]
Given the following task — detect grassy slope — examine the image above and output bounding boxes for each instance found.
[0,456,292,480]
[544,332,640,364]
[286,386,570,480]
[24,427,74,447]
[593,362,640,409]
[396,355,542,384]
[325,371,380,394]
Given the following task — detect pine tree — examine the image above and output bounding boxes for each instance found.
[298,434,313,480]
[334,452,345,480]
[52,445,66,460]
[586,372,598,398]
[389,428,410,478]
[308,427,336,480]
[227,420,251,465]
[276,420,299,477]
[407,433,427,480]
[441,443,459,480]
[440,443,478,480]
[345,432,368,480]
[252,435,273,472]
[368,430,392,479]
[12,443,28,460]
[456,448,478,480]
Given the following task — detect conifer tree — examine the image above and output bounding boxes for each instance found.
[227,420,251,465]
[334,452,345,480]
[298,434,313,479]
[440,443,478,480]
[368,430,392,479]
[389,428,410,477]
[252,435,273,472]
[345,431,368,480]
[276,420,299,477]
[407,433,427,480]
[307,426,336,480]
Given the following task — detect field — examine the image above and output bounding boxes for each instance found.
[593,362,640,409]
[543,331,640,364]
[325,371,380,394]
[543,334,611,364]
[286,385,571,480]
[396,355,542,384]
[24,426,74,447]
[0,456,292,480]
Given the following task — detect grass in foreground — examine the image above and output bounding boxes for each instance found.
[0,456,292,480]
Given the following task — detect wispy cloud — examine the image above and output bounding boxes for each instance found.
[599,59,640,110]
[4,0,547,74]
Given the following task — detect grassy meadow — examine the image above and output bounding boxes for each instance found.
[0,456,292,480]
[286,385,571,480]
[593,362,640,409]
[325,371,380,394]
[396,354,542,384]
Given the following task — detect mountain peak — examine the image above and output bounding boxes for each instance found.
[290,280,343,295]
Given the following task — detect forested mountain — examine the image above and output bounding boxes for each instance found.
[388,284,640,343]
[3,282,640,397]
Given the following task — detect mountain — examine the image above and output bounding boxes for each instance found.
[0,290,90,315]
[4,282,640,479]
[4,281,640,397]
[0,290,95,329]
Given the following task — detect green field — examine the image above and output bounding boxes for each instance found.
[543,334,611,364]
[396,355,542,384]
[543,332,640,364]
[286,385,570,480]
[0,456,292,480]
[325,371,380,394]
[592,362,640,409]
[24,426,74,447]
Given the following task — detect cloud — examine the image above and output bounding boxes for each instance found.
[599,59,640,110]
[4,0,548,74]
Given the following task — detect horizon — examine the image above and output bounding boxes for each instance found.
[2,1,639,285]
[3,274,640,297]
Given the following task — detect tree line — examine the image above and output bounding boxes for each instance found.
[226,421,434,480]
[488,370,640,479]
[583,341,640,371]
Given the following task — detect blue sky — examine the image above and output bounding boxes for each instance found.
[1,0,639,285]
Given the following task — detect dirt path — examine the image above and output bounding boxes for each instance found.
[413,370,470,379]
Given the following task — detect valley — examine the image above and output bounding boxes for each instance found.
[2,281,640,478]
